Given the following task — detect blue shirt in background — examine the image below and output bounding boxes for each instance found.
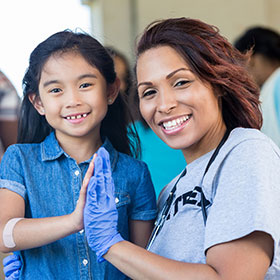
[0,132,157,280]
[134,121,186,198]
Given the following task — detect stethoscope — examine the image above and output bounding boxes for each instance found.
[146,129,230,251]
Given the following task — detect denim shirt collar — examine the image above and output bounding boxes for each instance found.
[41,132,118,170]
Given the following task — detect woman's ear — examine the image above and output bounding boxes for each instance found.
[28,93,45,115]
[107,78,120,105]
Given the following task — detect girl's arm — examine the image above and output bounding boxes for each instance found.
[105,231,273,280]
[0,159,94,253]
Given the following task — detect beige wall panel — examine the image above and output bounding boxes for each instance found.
[265,0,280,32]
[84,0,280,59]
[136,0,268,43]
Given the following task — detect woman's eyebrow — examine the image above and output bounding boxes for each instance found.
[166,68,190,79]
[137,68,191,89]
[137,81,153,89]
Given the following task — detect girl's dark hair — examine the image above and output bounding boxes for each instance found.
[136,17,262,130]
[18,30,140,157]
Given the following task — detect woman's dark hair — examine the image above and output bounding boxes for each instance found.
[136,17,262,130]
[234,26,280,62]
[18,30,140,157]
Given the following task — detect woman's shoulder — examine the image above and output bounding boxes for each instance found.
[226,127,279,155]
[215,127,280,174]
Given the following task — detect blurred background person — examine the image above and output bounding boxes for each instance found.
[107,46,186,198]
[0,69,20,279]
[105,47,133,102]
[234,27,280,146]
[0,69,20,161]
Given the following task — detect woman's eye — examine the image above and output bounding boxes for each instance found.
[175,80,189,87]
[142,89,156,98]
[80,83,92,89]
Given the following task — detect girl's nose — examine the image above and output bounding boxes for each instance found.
[66,90,82,107]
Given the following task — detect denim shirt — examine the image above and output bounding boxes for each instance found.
[0,132,157,280]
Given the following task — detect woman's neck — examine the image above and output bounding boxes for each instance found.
[182,124,227,164]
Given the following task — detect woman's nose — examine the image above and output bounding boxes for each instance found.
[157,89,177,113]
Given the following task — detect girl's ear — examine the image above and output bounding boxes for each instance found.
[28,93,45,115]
[107,78,120,105]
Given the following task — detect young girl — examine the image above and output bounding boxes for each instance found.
[0,30,157,279]
[80,18,280,279]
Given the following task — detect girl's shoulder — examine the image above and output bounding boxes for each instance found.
[4,142,41,156]
[116,151,149,172]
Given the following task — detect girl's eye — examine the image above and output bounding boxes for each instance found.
[50,88,61,93]
[80,83,92,89]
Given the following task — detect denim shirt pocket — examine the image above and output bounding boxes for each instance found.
[115,191,131,240]
[115,191,131,208]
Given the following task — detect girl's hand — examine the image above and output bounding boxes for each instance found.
[70,154,96,231]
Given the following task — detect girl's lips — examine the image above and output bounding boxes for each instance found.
[64,113,89,124]
[64,113,89,120]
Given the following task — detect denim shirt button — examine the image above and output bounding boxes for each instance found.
[74,170,80,176]
[82,259,88,266]
[115,197,119,204]
[79,229,84,234]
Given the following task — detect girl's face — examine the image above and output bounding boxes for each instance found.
[31,51,118,146]
[136,46,226,163]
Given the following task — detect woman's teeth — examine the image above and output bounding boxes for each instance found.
[162,115,190,130]
[66,113,88,120]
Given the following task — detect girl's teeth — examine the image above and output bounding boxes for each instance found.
[66,113,87,120]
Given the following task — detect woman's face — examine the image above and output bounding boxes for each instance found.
[136,46,226,163]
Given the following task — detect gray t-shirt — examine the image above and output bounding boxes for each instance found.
[150,128,280,279]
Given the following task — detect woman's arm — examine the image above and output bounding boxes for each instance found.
[0,159,94,253]
[2,230,273,280]
[129,219,154,248]
[105,230,273,280]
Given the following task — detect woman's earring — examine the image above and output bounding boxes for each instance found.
[108,98,113,105]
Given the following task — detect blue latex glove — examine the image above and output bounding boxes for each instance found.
[3,253,21,280]
[84,147,124,262]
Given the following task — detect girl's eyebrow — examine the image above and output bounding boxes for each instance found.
[137,68,191,89]
[43,80,59,88]
[43,74,98,88]
[78,74,98,80]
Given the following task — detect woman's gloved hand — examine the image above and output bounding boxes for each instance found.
[84,147,124,262]
[3,253,21,280]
